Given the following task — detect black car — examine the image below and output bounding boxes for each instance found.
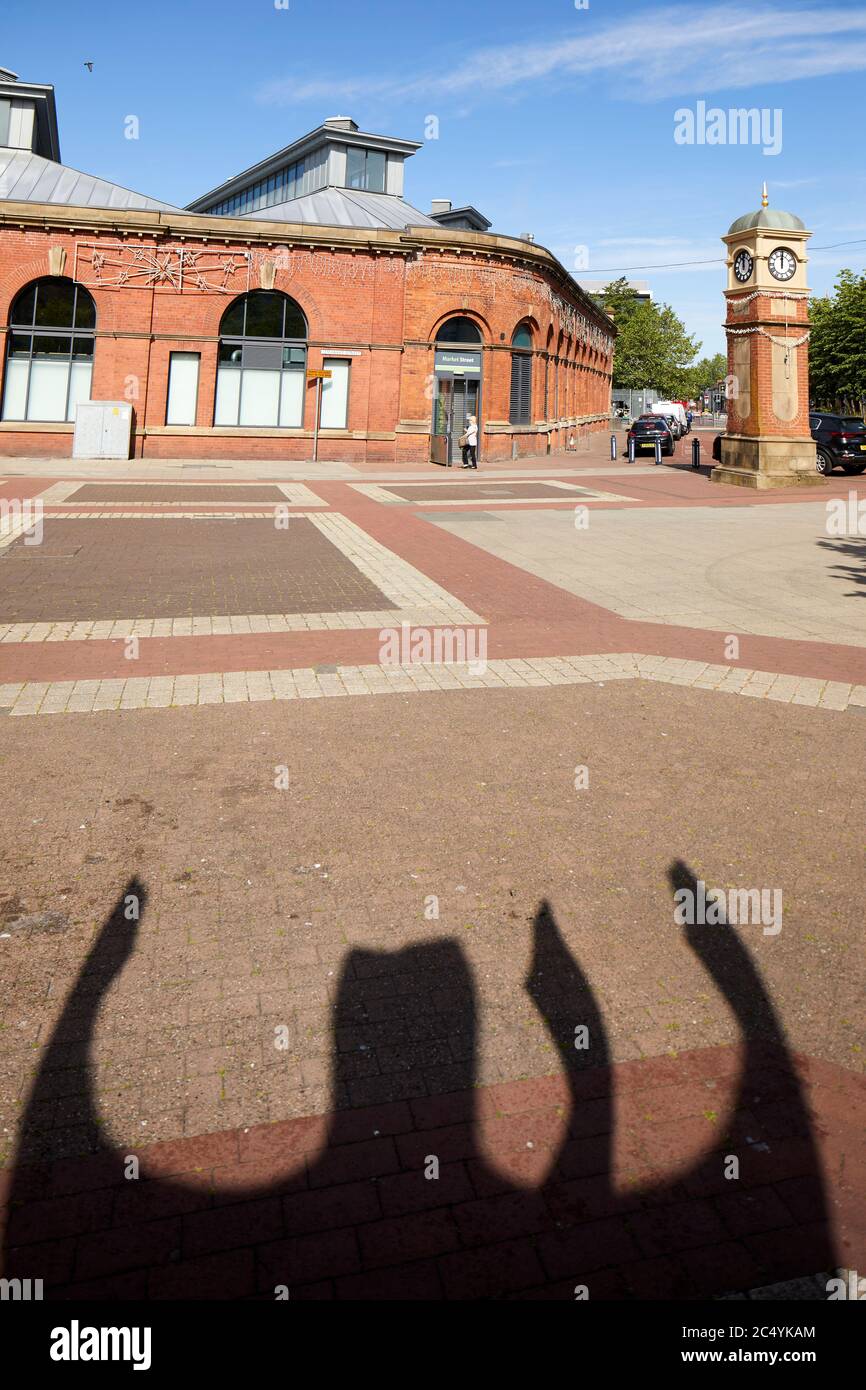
[640,411,682,440]
[809,412,866,476]
[627,417,674,457]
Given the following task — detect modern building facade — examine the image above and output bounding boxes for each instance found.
[0,70,615,462]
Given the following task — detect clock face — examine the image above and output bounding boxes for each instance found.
[768,246,797,281]
[733,249,753,283]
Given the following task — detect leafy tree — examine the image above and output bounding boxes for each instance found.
[588,279,704,397]
[809,270,866,410]
[592,277,643,333]
[673,353,728,401]
[611,300,700,396]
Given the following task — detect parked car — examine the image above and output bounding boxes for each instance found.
[628,417,675,457]
[640,411,682,440]
[809,412,866,475]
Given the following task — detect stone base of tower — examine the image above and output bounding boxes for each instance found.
[711,435,825,489]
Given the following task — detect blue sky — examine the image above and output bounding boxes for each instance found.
[5,0,866,354]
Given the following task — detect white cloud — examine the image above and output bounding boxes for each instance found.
[256,4,866,107]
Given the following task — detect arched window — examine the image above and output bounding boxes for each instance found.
[214,291,307,428]
[2,278,95,422]
[436,316,482,344]
[509,323,533,425]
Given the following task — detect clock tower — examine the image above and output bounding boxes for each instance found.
[712,184,821,488]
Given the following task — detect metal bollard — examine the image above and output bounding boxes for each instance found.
[692,437,700,470]
[654,437,662,465]
[628,435,636,464]
[610,434,617,461]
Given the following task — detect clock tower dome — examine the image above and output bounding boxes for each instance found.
[712,184,821,488]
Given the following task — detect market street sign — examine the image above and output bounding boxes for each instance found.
[434,350,482,373]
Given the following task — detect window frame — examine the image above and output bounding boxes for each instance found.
[165,351,201,427]
[214,291,308,429]
[435,316,483,346]
[345,146,387,193]
[1,277,96,423]
[509,324,533,426]
[320,356,351,430]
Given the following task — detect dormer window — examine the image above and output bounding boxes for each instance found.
[0,96,36,151]
[346,147,386,193]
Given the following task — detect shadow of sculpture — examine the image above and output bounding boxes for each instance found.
[1,863,835,1299]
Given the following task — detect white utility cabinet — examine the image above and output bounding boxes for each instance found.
[72,401,133,460]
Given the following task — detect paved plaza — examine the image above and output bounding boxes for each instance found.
[0,433,863,1300]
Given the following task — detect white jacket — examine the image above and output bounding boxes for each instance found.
[465,420,478,445]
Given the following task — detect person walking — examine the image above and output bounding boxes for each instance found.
[461,414,478,468]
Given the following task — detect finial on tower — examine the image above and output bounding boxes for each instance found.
[761,181,769,208]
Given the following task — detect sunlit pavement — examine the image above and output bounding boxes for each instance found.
[0,444,863,1299]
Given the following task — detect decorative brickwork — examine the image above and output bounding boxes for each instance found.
[0,212,615,463]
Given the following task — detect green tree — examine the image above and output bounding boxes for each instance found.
[675,353,728,400]
[592,276,643,333]
[611,300,700,396]
[809,270,866,410]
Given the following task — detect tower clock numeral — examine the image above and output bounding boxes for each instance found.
[734,250,753,282]
[768,247,797,281]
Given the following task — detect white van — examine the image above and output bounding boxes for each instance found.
[649,401,687,432]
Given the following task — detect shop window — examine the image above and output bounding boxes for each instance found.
[320,358,350,429]
[1,277,95,423]
[166,352,200,426]
[214,291,307,428]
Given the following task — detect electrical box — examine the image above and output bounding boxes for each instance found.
[72,402,133,460]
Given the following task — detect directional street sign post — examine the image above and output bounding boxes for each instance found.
[307,369,333,462]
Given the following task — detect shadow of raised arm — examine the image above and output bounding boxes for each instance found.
[524,898,612,1182]
[15,876,146,1164]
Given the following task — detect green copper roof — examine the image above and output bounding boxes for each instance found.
[727,208,806,235]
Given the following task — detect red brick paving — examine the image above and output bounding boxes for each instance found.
[68,485,290,502]
[2,451,865,1301]
[2,1043,860,1300]
[3,469,866,685]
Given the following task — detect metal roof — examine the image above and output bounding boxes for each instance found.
[243,186,439,230]
[430,205,492,231]
[186,120,423,213]
[727,208,806,235]
[0,147,178,211]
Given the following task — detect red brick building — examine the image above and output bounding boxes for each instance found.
[0,70,614,463]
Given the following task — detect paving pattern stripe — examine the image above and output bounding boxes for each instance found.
[37,481,325,505]
[1,654,864,715]
[39,505,328,517]
[0,608,487,643]
[350,482,638,505]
